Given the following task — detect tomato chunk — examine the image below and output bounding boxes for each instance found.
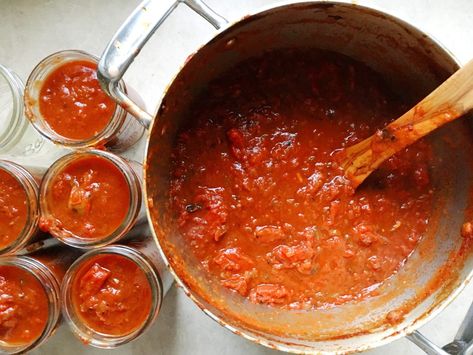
[222,275,249,296]
[254,225,285,243]
[266,242,315,274]
[213,248,254,272]
[79,263,111,300]
[249,284,289,306]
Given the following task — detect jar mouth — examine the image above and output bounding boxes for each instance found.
[61,246,162,348]
[23,50,128,148]
[0,64,25,150]
[0,160,40,255]
[39,150,141,248]
[0,257,61,354]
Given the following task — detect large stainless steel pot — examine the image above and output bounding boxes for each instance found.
[98,1,473,353]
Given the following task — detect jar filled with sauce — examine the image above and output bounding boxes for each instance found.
[0,244,79,354]
[24,50,145,151]
[39,150,143,248]
[0,160,43,255]
[61,239,170,348]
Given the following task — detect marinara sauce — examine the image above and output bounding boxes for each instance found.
[38,60,115,140]
[70,254,152,336]
[62,244,163,347]
[169,50,434,309]
[0,168,28,249]
[0,245,78,353]
[0,161,41,255]
[0,265,48,346]
[40,151,142,248]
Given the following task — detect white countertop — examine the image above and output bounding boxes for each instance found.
[1,0,473,354]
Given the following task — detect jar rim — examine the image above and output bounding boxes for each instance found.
[61,245,163,348]
[0,64,25,150]
[39,149,142,248]
[23,49,128,148]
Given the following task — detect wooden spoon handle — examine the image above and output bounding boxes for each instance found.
[341,59,473,188]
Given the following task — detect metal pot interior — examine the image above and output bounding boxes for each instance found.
[145,2,473,352]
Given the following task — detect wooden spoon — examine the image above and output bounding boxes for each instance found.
[340,59,473,189]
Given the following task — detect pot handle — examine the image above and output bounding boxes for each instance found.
[407,300,473,355]
[407,331,451,355]
[97,0,227,129]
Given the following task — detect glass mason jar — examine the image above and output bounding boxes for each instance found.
[125,231,174,294]
[0,64,56,161]
[61,242,169,348]
[39,149,144,248]
[0,160,44,255]
[0,244,79,354]
[24,50,145,151]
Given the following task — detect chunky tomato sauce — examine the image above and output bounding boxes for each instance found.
[39,60,115,140]
[0,265,48,345]
[43,156,130,239]
[169,50,433,309]
[0,168,27,249]
[71,254,152,336]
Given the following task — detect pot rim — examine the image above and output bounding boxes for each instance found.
[143,1,469,353]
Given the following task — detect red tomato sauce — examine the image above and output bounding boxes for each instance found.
[0,265,49,345]
[43,156,130,239]
[0,168,27,249]
[169,50,433,309]
[39,60,115,140]
[71,254,152,336]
